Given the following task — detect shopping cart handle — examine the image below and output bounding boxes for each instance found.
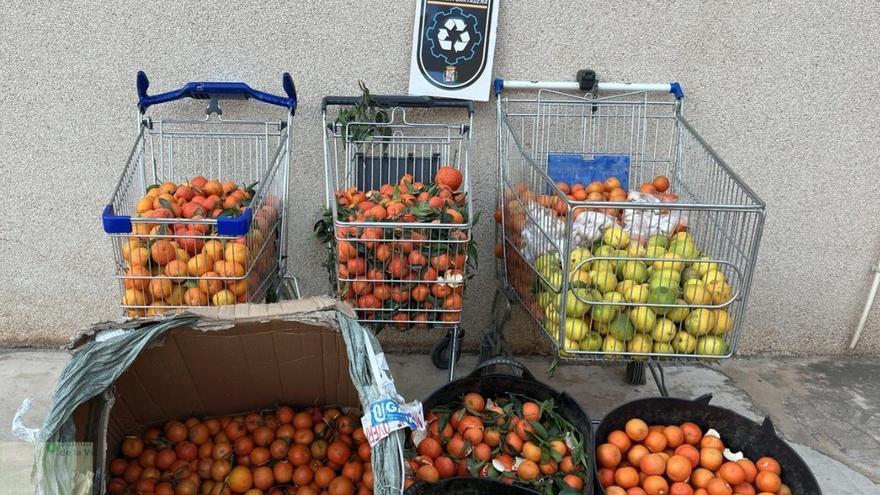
[137,71,298,112]
[321,94,474,115]
[494,75,685,100]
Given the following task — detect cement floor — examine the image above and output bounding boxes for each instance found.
[1,350,877,494]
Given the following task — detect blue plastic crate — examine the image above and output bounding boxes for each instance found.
[546,153,630,191]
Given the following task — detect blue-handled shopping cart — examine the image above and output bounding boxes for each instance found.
[102,72,299,316]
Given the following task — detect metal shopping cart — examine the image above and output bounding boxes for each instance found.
[322,94,475,380]
[492,70,765,385]
[102,72,299,316]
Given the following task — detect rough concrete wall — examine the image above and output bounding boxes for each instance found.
[1,1,878,354]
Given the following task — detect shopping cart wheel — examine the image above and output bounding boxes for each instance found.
[431,328,464,370]
[625,361,647,385]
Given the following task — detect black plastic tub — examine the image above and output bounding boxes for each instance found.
[406,477,538,495]
[404,358,595,495]
[593,394,821,495]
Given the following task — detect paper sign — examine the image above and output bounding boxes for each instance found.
[361,398,425,447]
[408,0,500,101]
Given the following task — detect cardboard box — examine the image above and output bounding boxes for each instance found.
[64,297,364,493]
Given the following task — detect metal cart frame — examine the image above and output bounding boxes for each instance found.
[490,71,765,382]
[322,96,475,381]
[102,72,300,315]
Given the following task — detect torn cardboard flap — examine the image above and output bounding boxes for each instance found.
[70,296,343,350]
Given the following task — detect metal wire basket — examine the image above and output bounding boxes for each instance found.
[496,74,765,361]
[102,72,298,316]
[322,95,475,330]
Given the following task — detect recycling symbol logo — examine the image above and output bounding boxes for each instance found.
[426,7,484,65]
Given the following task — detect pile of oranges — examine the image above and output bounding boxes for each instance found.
[404,392,590,493]
[107,407,372,495]
[596,418,790,495]
[326,167,471,327]
[121,177,280,316]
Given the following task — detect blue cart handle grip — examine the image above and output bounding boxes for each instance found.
[137,71,297,112]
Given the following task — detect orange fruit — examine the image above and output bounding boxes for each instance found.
[165,285,186,306]
[597,443,622,468]
[164,260,188,278]
[680,422,702,445]
[228,279,249,297]
[150,239,177,265]
[737,458,758,483]
[674,444,700,468]
[434,166,463,191]
[718,461,746,485]
[755,471,781,492]
[639,453,667,476]
[517,460,539,481]
[663,425,685,448]
[149,278,174,300]
[700,435,724,451]
[607,430,631,454]
[644,430,668,453]
[203,180,223,197]
[122,288,150,306]
[183,287,208,306]
[604,176,622,191]
[653,175,670,193]
[128,246,151,267]
[521,442,541,462]
[202,240,224,260]
[625,418,649,442]
[225,243,248,265]
[124,266,151,290]
[626,444,649,466]
[522,402,540,421]
[463,392,485,412]
[216,260,246,279]
[706,477,732,495]
[415,465,439,483]
[700,447,723,471]
[227,466,253,492]
[187,254,214,277]
[691,468,714,488]
[417,438,443,459]
[614,466,639,489]
[198,272,224,295]
[563,474,584,491]
[755,456,781,475]
[666,454,693,482]
[643,475,669,495]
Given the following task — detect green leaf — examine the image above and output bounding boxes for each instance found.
[145,184,160,193]
[528,419,550,441]
[158,197,174,211]
[184,280,199,288]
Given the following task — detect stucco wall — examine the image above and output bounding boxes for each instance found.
[1,1,878,354]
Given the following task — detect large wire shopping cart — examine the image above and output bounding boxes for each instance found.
[102,72,299,316]
[322,95,475,379]
[493,71,765,380]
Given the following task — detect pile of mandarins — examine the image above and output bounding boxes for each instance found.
[326,166,471,327]
[108,407,371,495]
[404,392,590,493]
[121,177,280,316]
[596,418,791,495]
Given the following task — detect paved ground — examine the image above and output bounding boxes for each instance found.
[1,349,878,493]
